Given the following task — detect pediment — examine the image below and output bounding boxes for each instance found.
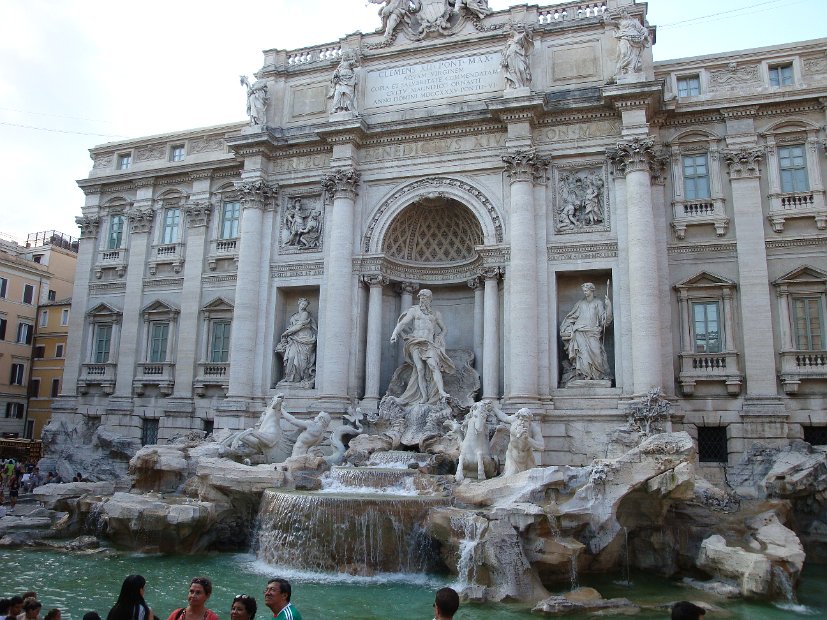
[774,265,827,285]
[675,271,735,289]
[141,299,180,316]
[202,296,234,312]
[87,302,122,318]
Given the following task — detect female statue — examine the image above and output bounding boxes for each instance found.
[276,298,317,387]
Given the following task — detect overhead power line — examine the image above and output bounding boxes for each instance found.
[0,121,127,139]
[658,0,807,29]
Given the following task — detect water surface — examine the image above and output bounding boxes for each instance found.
[2,550,824,619]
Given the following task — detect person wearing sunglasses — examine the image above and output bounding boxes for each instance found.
[229,596,256,620]
[167,578,219,620]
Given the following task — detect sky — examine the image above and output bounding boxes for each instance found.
[1,0,825,242]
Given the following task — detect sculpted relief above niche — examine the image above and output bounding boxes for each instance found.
[280,195,323,253]
[553,165,610,234]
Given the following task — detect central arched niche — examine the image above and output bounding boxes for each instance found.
[376,197,485,396]
[382,197,483,264]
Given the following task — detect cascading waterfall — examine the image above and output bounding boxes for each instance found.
[569,554,579,591]
[452,513,486,589]
[324,466,419,493]
[255,489,449,574]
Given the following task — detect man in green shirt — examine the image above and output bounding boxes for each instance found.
[263,578,302,620]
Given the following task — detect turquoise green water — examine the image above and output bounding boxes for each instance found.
[2,550,825,619]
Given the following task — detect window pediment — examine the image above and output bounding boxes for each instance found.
[202,296,234,314]
[141,299,180,318]
[87,302,122,319]
[675,271,735,291]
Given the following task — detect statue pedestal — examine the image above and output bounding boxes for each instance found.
[615,71,646,85]
[503,86,531,98]
[329,110,359,122]
[565,379,612,389]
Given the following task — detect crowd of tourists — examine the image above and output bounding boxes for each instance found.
[0,580,467,620]
[1,579,707,618]
[0,458,84,514]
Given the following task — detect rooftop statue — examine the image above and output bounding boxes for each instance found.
[501,29,534,90]
[330,55,359,114]
[453,0,491,19]
[390,288,456,405]
[606,9,650,75]
[369,0,413,39]
[239,75,268,126]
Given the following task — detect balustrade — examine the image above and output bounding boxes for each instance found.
[538,2,606,24]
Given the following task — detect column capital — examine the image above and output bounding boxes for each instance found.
[237,179,279,210]
[127,206,155,234]
[322,167,361,202]
[606,136,659,176]
[467,276,482,290]
[185,201,212,228]
[75,215,101,239]
[502,150,550,184]
[480,266,503,280]
[361,274,389,288]
[723,147,764,180]
[397,281,419,295]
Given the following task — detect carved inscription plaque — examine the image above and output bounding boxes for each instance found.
[365,54,501,108]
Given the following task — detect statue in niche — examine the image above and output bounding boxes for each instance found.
[453,0,491,19]
[283,198,321,250]
[369,0,412,39]
[282,410,331,458]
[560,282,613,385]
[607,9,650,75]
[275,298,317,388]
[240,75,269,126]
[557,171,605,231]
[329,55,359,114]
[494,407,544,477]
[390,288,455,405]
[220,393,286,463]
[501,29,533,90]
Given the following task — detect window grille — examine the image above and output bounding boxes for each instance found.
[697,427,728,463]
[141,418,159,446]
[803,426,827,446]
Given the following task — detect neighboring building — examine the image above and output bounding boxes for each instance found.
[57,0,827,472]
[28,297,72,438]
[0,231,77,437]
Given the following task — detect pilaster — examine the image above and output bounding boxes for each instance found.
[362,274,388,408]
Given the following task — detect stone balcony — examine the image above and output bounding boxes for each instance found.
[671,198,729,239]
[134,362,175,396]
[194,362,229,396]
[148,242,184,275]
[780,350,827,394]
[678,351,742,396]
[78,362,117,395]
[768,190,827,232]
[95,248,128,279]
[207,238,240,271]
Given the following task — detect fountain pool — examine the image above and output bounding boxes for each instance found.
[3,550,825,619]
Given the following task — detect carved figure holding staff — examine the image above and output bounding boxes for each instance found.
[560,281,613,384]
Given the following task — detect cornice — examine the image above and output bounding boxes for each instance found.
[667,241,737,255]
[316,118,370,146]
[77,160,240,193]
[361,122,504,147]
[765,235,827,250]
[547,241,618,262]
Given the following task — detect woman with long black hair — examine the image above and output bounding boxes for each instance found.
[107,575,153,620]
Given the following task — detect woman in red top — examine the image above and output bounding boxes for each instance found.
[167,578,219,620]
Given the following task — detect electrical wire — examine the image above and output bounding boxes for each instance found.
[658,0,808,29]
[0,121,127,138]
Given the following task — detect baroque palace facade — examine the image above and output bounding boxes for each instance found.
[60,0,827,468]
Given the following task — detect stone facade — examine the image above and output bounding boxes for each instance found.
[59,0,827,469]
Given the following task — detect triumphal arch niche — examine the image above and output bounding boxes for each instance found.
[357,176,505,408]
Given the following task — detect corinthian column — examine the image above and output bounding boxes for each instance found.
[502,150,548,404]
[175,201,211,397]
[319,168,360,405]
[362,274,388,408]
[724,147,777,396]
[63,215,100,396]
[481,267,501,400]
[228,180,278,399]
[607,137,663,393]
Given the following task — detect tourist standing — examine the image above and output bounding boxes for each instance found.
[229,595,256,620]
[263,579,301,620]
[43,609,60,620]
[167,578,218,620]
[19,599,42,620]
[432,588,459,620]
[107,575,153,620]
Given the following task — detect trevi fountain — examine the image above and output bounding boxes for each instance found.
[5,0,827,618]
